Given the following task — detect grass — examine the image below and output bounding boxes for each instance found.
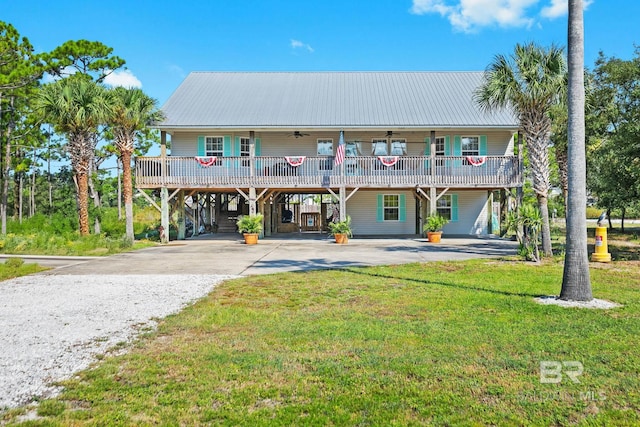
[0,257,48,280]
[0,232,156,257]
[3,257,639,426]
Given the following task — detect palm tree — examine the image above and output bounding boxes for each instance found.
[109,87,164,241]
[475,42,567,258]
[561,0,592,301]
[35,76,112,235]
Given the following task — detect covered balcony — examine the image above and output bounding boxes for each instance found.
[135,155,522,190]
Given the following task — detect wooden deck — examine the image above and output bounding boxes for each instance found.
[135,155,522,190]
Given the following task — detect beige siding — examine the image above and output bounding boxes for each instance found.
[442,190,490,235]
[347,191,417,236]
[168,130,515,158]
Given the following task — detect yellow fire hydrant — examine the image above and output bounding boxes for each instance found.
[591,226,612,263]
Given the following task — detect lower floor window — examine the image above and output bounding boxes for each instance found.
[383,195,400,221]
[437,195,452,220]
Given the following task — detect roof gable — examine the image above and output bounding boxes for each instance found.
[159,72,517,129]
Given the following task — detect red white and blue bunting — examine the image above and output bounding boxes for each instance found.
[466,156,486,166]
[195,156,217,167]
[285,156,306,167]
[377,156,399,167]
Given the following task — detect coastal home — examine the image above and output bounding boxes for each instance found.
[137,72,522,241]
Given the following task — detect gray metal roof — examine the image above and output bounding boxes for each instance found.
[159,72,518,130]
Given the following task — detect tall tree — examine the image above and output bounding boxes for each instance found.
[35,76,113,235]
[475,42,567,258]
[0,21,46,234]
[46,40,125,83]
[109,87,163,241]
[560,0,592,301]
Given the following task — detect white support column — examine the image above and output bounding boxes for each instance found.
[430,187,437,215]
[339,186,346,221]
[160,187,169,244]
[177,190,185,240]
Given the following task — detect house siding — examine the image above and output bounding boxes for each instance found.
[168,130,515,158]
[442,190,490,235]
[348,191,417,235]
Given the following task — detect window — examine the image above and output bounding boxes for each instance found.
[239,137,250,157]
[383,195,400,221]
[461,136,479,156]
[436,195,452,220]
[205,136,223,157]
[345,141,361,157]
[390,139,407,156]
[239,137,250,166]
[372,139,388,155]
[435,137,446,156]
[317,139,333,156]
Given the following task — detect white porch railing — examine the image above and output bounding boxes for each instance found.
[135,156,522,188]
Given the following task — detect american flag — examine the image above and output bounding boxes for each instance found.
[334,130,345,166]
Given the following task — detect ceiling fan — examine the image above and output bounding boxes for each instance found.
[380,130,400,138]
[288,131,310,138]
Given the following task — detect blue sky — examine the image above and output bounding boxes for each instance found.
[4,0,638,107]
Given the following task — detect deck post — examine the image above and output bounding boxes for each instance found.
[159,131,169,243]
[430,130,436,178]
[339,186,346,221]
[429,187,437,215]
[177,190,185,240]
[160,187,169,243]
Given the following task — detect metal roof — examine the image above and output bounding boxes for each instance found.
[159,72,518,130]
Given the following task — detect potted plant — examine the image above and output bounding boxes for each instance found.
[328,215,352,244]
[423,213,449,243]
[236,213,264,244]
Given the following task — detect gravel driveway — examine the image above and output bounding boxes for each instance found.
[0,274,234,409]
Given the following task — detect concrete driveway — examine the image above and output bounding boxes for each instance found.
[32,234,518,276]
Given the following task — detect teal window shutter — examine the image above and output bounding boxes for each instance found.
[234,136,240,156]
[399,194,406,222]
[255,138,261,156]
[480,135,487,155]
[223,136,232,156]
[197,136,205,156]
[444,136,451,155]
[424,137,431,155]
[451,194,459,222]
[453,136,462,156]
[376,194,384,222]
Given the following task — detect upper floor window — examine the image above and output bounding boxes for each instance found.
[345,141,362,157]
[317,139,333,156]
[390,139,407,156]
[461,136,479,156]
[205,136,223,157]
[240,137,250,157]
[435,137,446,156]
[372,139,388,155]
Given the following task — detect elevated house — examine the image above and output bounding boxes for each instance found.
[137,72,522,241]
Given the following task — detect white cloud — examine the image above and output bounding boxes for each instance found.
[410,0,588,32]
[290,39,314,53]
[540,0,593,19]
[103,69,142,89]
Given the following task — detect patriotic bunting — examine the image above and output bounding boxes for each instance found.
[378,156,399,167]
[285,156,306,167]
[195,156,217,167]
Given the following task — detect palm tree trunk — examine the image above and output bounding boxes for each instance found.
[561,0,592,301]
[538,194,553,256]
[76,169,90,236]
[121,151,134,241]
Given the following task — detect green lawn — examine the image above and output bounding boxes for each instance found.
[4,258,640,426]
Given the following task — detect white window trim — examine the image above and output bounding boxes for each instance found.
[461,136,480,156]
[205,136,224,157]
[317,139,334,156]
[383,194,400,222]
